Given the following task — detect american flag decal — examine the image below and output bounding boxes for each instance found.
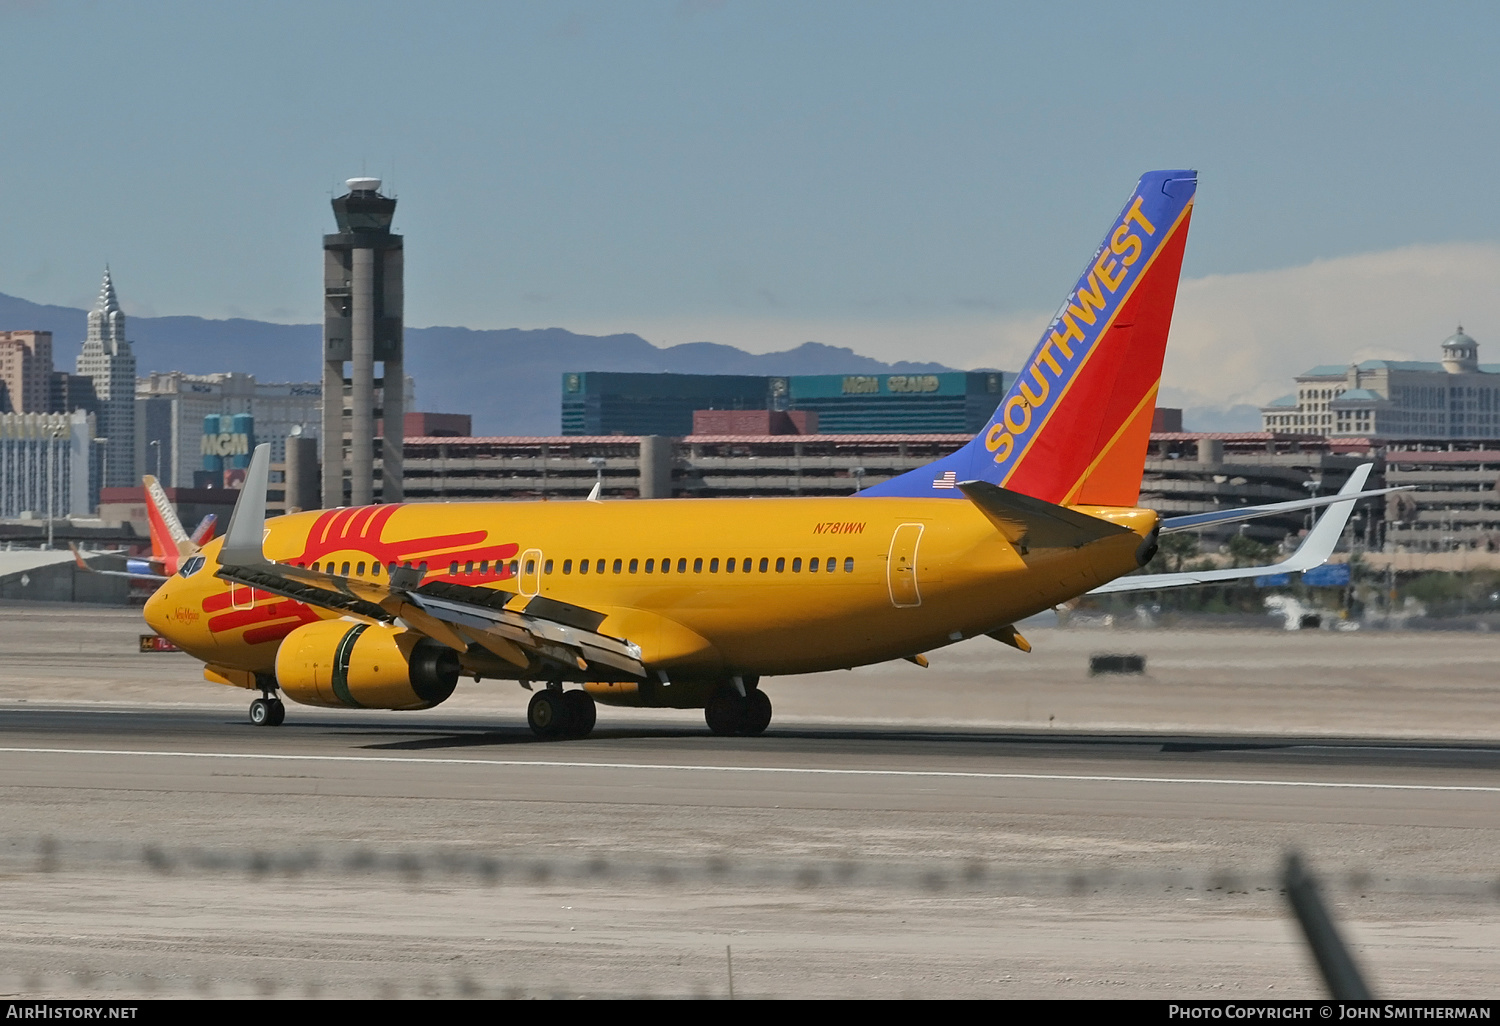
[932,471,957,490]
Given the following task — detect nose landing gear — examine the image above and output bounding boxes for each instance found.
[248,696,285,727]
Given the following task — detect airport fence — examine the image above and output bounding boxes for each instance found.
[3,835,1498,999]
[6,834,1500,901]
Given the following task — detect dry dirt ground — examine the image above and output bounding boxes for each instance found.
[0,604,1495,999]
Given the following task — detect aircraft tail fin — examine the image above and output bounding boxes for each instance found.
[143,475,196,573]
[189,514,217,546]
[862,169,1196,506]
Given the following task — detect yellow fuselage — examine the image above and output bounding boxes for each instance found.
[144,496,1155,684]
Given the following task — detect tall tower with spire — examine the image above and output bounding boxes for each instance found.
[76,268,136,488]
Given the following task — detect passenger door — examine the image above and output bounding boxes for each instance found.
[887,523,924,608]
[519,548,543,597]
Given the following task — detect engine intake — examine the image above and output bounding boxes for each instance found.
[275,620,460,710]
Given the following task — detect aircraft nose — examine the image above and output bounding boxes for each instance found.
[143,579,174,638]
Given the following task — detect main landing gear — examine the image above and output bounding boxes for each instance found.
[527,686,596,740]
[705,682,772,737]
[248,695,285,727]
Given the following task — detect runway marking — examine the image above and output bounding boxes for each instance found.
[0,746,1496,793]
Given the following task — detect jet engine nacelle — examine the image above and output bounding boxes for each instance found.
[275,620,460,710]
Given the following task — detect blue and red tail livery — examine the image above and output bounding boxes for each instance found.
[863,169,1196,507]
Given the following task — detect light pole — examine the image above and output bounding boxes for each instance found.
[588,456,606,493]
[150,439,162,481]
[46,427,63,550]
[92,438,107,512]
[852,466,865,494]
[1301,479,1320,534]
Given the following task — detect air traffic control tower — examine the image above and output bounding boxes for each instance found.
[322,177,404,506]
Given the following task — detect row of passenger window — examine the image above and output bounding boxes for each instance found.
[303,555,857,580]
[562,555,855,575]
[304,559,425,577]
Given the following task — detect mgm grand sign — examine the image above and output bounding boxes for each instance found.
[841,375,942,395]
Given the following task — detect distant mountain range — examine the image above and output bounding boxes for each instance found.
[0,291,959,435]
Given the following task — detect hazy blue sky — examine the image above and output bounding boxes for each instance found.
[4,1,1500,408]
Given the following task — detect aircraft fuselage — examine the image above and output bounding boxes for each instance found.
[145,496,1156,683]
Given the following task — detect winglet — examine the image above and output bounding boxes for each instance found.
[1279,463,1372,572]
[1087,463,1377,595]
[218,444,272,567]
[1159,464,1399,533]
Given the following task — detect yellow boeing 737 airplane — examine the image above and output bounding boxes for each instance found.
[143,170,1397,737]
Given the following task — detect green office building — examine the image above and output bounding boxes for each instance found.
[778,372,1008,434]
[561,372,772,436]
[561,370,1009,436]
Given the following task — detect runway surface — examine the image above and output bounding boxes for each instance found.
[1,607,1497,998]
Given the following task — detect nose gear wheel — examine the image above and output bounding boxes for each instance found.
[249,697,285,727]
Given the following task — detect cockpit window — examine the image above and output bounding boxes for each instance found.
[178,555,207,578]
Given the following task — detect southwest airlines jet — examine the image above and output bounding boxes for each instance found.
[143,171,1396,737]
[71,475,216,581]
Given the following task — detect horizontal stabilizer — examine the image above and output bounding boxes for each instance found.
[68,543,168,581]
[958,480,1132,551]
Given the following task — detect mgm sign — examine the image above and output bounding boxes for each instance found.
[201,430,251,459]
[202,414,255,472]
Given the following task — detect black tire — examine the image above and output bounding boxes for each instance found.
[704,686,746,736]
[248,698,271,727]
[527,689,571,738]
[741,688,772,736]
[267,699,286,727]
[562,690,596,738]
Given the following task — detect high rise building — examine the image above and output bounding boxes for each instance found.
[0,331,54,414]
[559,371,1011,436]
[322,177,404,507]
[75,269,136,487]
[1261,328,1500,440]
[135,371,323,489]
[0,410,96,518]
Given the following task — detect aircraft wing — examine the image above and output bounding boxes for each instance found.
[1089,463,1373,595]
[213,445,645,679]
[69,544,169,581]
[1158,464,1407,533]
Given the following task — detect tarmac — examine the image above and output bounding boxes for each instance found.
[0,604,1496,998]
